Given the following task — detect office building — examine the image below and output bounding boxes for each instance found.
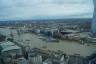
[92,0,96,33]
[28,53,42,64]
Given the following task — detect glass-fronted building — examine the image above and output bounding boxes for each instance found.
[92,0,96,33]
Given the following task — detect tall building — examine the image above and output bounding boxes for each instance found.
[92,0,96,33]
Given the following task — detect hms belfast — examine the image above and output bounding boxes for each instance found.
[92,0,96,34]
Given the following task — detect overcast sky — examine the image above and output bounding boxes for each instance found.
[0,0,94,21]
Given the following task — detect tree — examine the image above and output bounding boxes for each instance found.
[0,34,6,42]
[7,38,14,42]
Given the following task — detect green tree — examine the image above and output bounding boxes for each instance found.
[7,38,14,42]
[0,34,6,42]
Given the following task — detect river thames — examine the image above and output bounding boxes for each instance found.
[0,28,96,57]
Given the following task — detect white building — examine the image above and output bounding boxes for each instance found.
[43,54,67,64]
[0,28,11,36]
[28,53,42,64]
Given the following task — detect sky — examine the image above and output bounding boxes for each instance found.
[0,0,94,21]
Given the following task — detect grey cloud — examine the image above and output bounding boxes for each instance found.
[0,0,93,20]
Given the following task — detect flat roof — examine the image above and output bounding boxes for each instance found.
[2,46,21,52]
[0,41,15,49]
